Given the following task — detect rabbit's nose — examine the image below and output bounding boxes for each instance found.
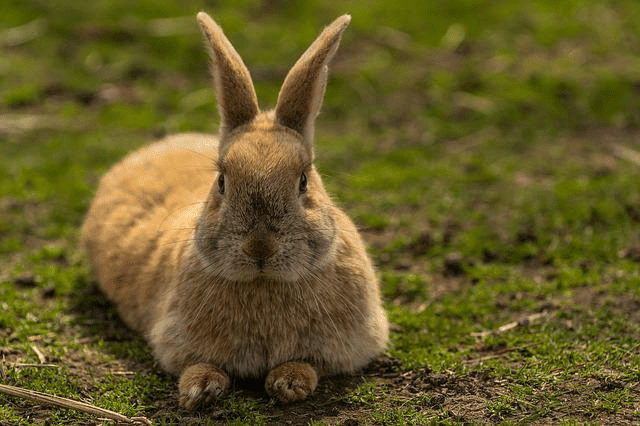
[242,233,278,260]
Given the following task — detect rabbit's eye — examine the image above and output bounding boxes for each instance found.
[218,173,225,194]
[299,172,307,194]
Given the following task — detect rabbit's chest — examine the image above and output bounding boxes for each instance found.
[186,288,329,374]
[207,302,320,376]
[220,295,318,347]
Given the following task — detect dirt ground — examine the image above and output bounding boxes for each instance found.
[2,283,639,425]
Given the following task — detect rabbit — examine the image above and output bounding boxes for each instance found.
[81,11,389,408]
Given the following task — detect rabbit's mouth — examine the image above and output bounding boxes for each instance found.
[230,269,297,283]
[227,256,306,283]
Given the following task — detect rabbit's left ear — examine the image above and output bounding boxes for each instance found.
[275,15,351,156]
[197,12,260,142]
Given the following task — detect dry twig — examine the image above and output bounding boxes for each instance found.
[612,144,640,168]
[0,114,61,134]
[0,383,152,425]
[14,363,60,369]
[471,311,549,339]
[112,371,137,376]
[31,344,47,364]
[0,356,6,382]
[0,19,47,47]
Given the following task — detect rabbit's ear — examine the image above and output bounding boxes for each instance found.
[275,15,351,155]
[197,12,259,141]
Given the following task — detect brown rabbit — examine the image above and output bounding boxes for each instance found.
[81,12,388,408]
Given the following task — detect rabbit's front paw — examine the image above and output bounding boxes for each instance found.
[178,363,230,409]
[265,361,318,403]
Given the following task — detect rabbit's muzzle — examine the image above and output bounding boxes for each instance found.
[242,225,279,265]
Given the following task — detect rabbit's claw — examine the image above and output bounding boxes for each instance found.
[179,363,230,409]
[265,361,318,403]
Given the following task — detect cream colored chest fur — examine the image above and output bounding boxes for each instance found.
[150,241,386,378]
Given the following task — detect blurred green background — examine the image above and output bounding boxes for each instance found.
[1,0,640,424]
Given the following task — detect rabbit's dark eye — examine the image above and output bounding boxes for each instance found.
[218,173,225,194]
[299,172,307,194]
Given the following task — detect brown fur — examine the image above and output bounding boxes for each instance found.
[179,363,230,409]
[81,12,388,407]
[265,361,319,402]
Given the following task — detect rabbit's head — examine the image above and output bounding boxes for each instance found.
[194,13,351,283]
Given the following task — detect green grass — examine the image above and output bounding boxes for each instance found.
[2,0,640,424]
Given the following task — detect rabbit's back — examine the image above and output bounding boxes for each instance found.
[81,133,218,332]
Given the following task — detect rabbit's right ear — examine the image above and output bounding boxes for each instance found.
[197,12,259,142]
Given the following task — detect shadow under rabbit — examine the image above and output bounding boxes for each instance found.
[68,280,398,420]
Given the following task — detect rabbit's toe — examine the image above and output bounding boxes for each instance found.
[178,363,230,409]
[265,361,318,403]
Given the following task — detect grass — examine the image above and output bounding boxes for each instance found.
[1,0,640,424]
